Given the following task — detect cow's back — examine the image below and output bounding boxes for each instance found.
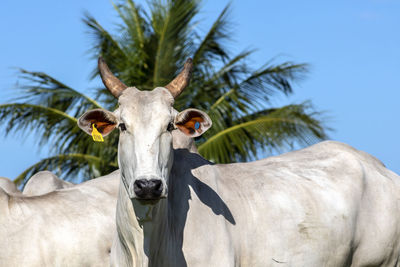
[0,177,20,195]
[184,141,400,266]
[23,171,73,196]
[0,170,120,267]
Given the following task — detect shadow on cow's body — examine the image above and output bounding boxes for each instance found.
[172,149,235,225]
[138,149,235,266]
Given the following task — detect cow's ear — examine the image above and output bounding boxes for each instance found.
[175,108,212,137]
[78,109,118,137]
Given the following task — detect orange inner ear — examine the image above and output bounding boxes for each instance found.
[91,121,116,136]
[176,116,204,135]
[81,109,118,136]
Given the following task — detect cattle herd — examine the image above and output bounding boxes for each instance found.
[1,58,400,267]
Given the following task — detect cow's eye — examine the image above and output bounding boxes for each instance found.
[167,122,175,132]
[119,123,127,131]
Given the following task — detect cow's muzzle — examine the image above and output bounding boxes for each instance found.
[132,177,163,200]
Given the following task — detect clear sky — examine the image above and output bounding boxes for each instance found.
[0,0,399,179]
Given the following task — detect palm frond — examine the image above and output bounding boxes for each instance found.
[14,153,118,186]
[237,60,309,109]
[150,0,199,86]
[83,13,129,80]
[0,103,118,158]
[110,0,154,87]
[113,0,147,49]
[174,50,250,113]
[198,102,328,163]
[0,103,77,139]
[192,3,231,65]
[16,69,101,117]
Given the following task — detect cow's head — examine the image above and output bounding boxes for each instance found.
[78,58,211,201]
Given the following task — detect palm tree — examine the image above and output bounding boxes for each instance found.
[0,0,328,185]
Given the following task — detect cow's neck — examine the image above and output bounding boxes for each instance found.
[116,181,186,266]
[115,184,147,267]
[116,132,201,266]
[171,130,198,153]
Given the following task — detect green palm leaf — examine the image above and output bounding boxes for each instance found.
[15,153,118,186]
[0,103,76,142]
[17,69,101,115]
[83,13,129,81]
[237,61,309,110]
[150,0,198,86]
[192,3,231,65]
[198,102,328,163]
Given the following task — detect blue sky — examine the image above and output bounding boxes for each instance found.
[0,0,399,179]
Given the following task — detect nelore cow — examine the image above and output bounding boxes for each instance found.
[0,171,119,266]
[78,58,400,267]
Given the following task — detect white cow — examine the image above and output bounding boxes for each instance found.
[0,170,119,266]
[78,58,400,267]
[23,171,73,196]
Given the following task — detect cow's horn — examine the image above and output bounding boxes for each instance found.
[98,57,128,98]
[165,58,193,98]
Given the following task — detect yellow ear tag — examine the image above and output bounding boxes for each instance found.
[91,124,104,142]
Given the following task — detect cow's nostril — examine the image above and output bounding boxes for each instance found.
[151,179,163,194]
[133,179,148,197]
[134,179,146,190]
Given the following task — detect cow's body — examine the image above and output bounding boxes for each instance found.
[23,171,73,196]
[0,171,119,267]
[111,141,400,267]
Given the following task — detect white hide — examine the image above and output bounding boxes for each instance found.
[23,171,73,196]
[0,177,21,195]
[0,170,119,267]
